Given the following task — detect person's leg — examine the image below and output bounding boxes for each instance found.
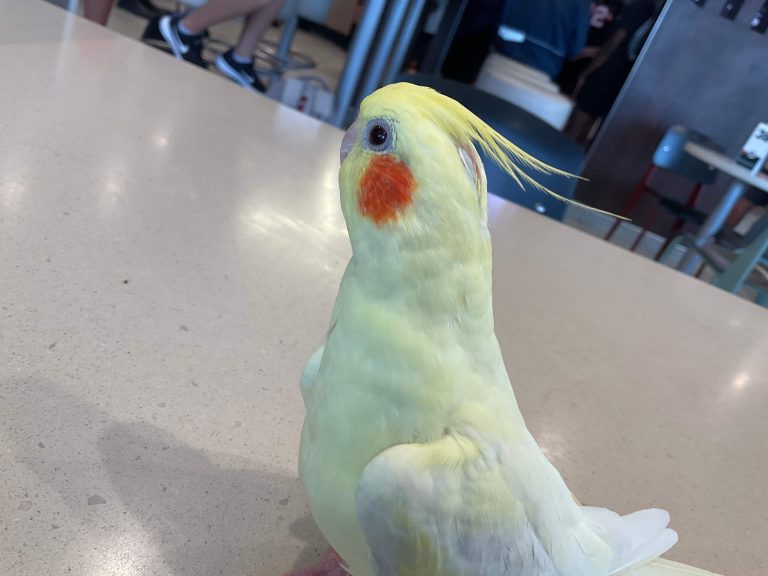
[564,108,596,146]
[181,0,282,35]
[233,0,285,59]
[212,0,283,92]
[83,0,114,25]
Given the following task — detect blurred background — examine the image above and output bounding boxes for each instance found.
[44,0,768,303]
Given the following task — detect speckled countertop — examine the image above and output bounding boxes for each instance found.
[1,2,767,575]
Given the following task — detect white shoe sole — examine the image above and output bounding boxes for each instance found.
[158,16,186,60]
[215,55,258,93]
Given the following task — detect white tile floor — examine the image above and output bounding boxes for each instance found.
[562,205,697,268]
[565,205,768,303]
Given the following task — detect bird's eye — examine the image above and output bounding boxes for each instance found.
[368,124,388,146]
[362,118,395,153]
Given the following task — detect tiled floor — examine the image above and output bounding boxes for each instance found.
[564,205,676,260]
[565,205,768,303]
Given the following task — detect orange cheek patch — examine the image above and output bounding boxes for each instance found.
[358,154,416,225]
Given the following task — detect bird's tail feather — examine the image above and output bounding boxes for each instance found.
[611,509,679,573]
[581,507,678,575]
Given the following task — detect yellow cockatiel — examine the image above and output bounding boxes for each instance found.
[298,83,719,576]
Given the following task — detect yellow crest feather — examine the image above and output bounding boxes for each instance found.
[372,83,622,219]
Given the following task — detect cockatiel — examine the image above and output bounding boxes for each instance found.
[297,82,721,576]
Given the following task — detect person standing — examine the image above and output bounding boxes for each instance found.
[556,0,622,95]
[564,0,657,145]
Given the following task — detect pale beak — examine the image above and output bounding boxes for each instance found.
[340,120,358,164]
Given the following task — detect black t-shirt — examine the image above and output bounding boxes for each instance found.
[615,0,656,61]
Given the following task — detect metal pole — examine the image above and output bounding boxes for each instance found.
[712,220,768,294]
[332,0,388,127]
[355,1,412,103]
[678,180,747,274]
[276,16,299,62]
[383,0,428,85]
[275,0,302,61]
[419,0,468,75]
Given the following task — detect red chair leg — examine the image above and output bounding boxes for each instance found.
[605,219,622,242]
[605,165,657,241]
[655,217,687,260]
[655,236,673,261]
[654,183,703,261]
[630,229,647,252]
[630,204,659,252]
[685,183,702,208]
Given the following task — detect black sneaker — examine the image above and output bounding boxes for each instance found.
[158,14,207,68]
[117,0,166,20]
[215,49,266,93]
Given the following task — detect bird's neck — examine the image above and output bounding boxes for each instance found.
[347,229,495,334]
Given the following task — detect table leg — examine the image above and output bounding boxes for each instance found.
[420,0,469,75]
[383,0,428,85]
[712,221,768,295]
[678,180,746,274]
[331,0,387,127]
[356,1,413,103]
[275,15,299,64]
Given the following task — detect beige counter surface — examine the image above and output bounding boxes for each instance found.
[1,2,767,575]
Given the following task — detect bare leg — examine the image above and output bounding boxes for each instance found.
[564,107,596,146]
[234,0,285,59]
[83,0,114,25]
[181,0,282,34]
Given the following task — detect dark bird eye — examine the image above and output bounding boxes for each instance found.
[362,118,395,153]
[368,124,388,147]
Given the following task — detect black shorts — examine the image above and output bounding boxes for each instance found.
[576,62,629,118]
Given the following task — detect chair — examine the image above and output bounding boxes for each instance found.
[661,213,768,307]
[396,73,583,221]
[474,53,575,130]
[604,126,720,257]
[253,0,315,75]
[711,216,768,306]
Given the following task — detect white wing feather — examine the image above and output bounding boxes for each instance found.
[356,430,683,576]
[580,507,678,574]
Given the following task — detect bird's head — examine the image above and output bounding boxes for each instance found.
[337,82,572,257]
